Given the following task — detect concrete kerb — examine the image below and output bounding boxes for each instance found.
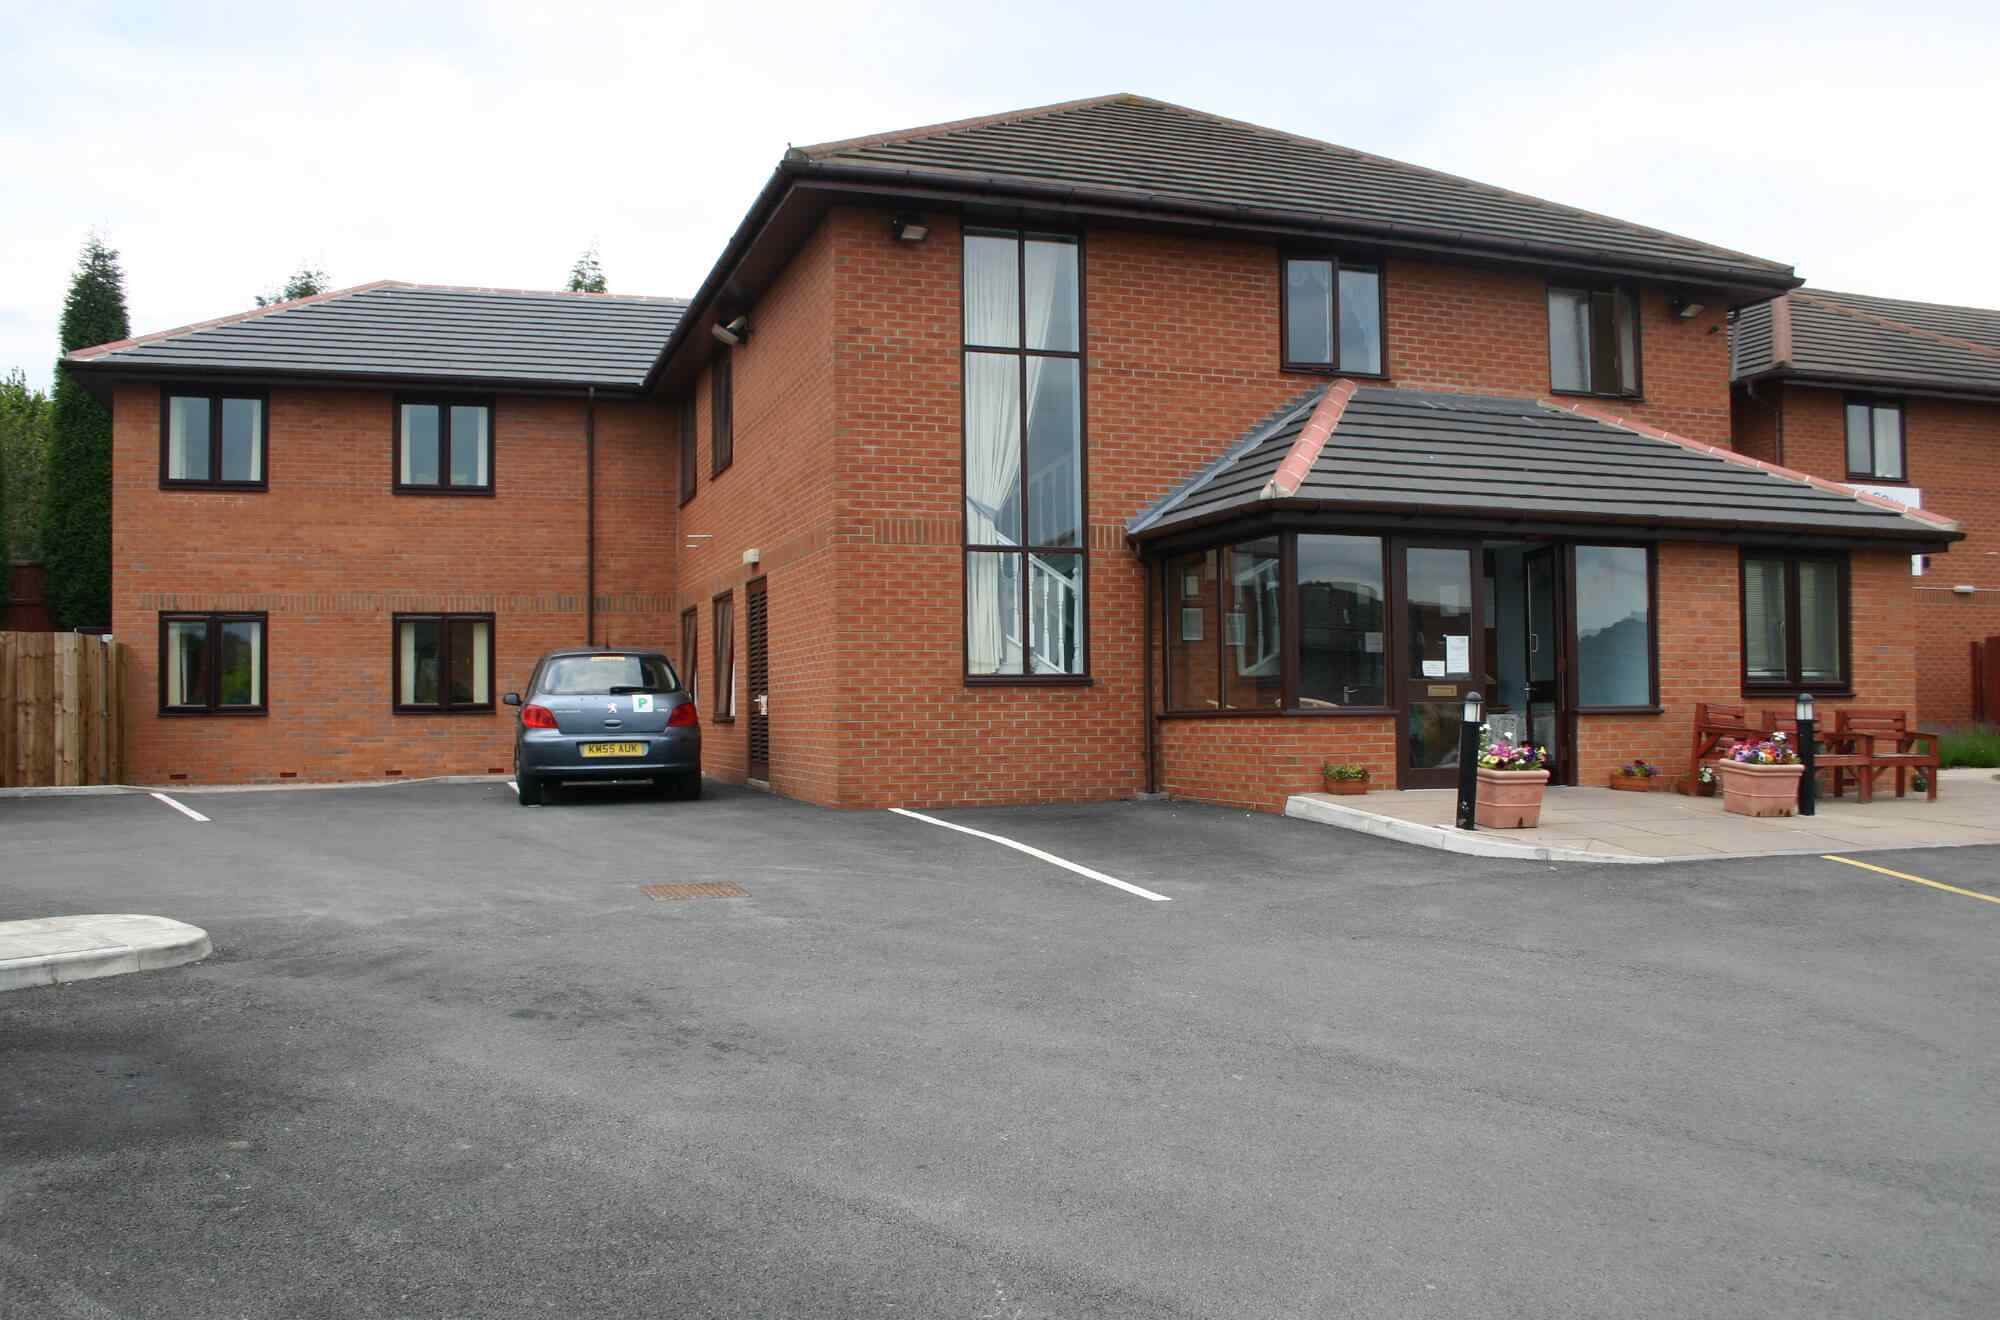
[0,915,212,993]
[0,774,512,800]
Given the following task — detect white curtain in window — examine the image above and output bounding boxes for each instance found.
[399,621,421,704]
[1799,561,1840,680]
[166,621,203,705]
[1549,291,1591,391]
[965,351,1021,675]
[469,621,490,703]
[1744,558,1787,679]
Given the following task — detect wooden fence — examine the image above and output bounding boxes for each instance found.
[1,633,128,787]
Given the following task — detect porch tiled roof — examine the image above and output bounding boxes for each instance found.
[1731,289,2000,398]
[1126,385,1960,544]
[65,282,687,393]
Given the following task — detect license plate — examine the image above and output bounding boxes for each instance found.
[582,742,646,758]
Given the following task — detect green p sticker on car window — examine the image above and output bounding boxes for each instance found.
[633,694,654,713]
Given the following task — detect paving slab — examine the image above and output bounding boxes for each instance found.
[1286,769,2000,863]
[0,914,211,992]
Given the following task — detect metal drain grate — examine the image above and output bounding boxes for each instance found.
[641,882,747,901]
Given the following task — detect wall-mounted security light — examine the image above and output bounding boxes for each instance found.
[711,315,751,347]
[890,215,931,243]
[1670,296,1706,320]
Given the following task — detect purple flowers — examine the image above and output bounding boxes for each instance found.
[1727,732,1801,766]
[1477,737,1549,771]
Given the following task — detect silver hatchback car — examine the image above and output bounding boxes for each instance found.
[503,648,701,805]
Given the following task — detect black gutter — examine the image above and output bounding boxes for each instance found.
[59,358,652,405]
[1734,365,2000,405]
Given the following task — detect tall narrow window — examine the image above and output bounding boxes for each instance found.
[1742,553,1849,692]
[963,228,1085,678]
[1296,535,1386,708]
[680,606,700,706]
[678,394,698,503]
[1281,256,1384,375]
[396,399,492,493]
[1574,546,1654,708]
[1845,398,1905,481]
[392,614,494,712]
[1222,538,1283,709]
[711,355,733,477]
[712,593,736,719]
[162,387,267,487]
[160,613,266,713]
[1548,286,1640,396]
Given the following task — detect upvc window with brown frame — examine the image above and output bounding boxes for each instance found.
[1548,285,1641,397]
[710,356,733,478]
[1280,255,1385,376]
[1845,397,1906,482]
[1161,533,1390,714]
[392,613,495,713]
[395,399,492,493]
[1741,552,1850,694]
[161,387,267,488]
[1571,544,1658,711]
[160,613,267,715]
[962,227,1086,681]
[678,393,698,504]
[711,592,736,721]
[680,606,700,714]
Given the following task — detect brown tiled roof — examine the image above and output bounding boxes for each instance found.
[795,94,1797,291]
[1732,289,2000,397]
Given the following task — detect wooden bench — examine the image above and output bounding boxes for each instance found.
[1837,708,1941,801]
[1686,702,1755,792]
[1759,712,1877,803]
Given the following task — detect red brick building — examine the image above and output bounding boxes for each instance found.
[1731,288,2000,724]
[69,94,1961,807]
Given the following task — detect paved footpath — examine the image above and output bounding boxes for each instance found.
[0,914,211,991]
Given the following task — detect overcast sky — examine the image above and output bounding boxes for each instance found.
[3,0,1995,390]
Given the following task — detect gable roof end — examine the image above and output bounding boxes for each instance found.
[1731,288,2000,398]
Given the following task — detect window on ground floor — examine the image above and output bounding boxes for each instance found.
[681,606,699,712]
[712,592,736,720]
[393,614,494,712]
[1297,534,1387,708]
[1742,552,1849,693]
[160,613,266,713]
[1574,545,1656,709]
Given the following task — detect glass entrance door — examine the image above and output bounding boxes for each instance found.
[1397,543,1484,789]
[1523,546,1562,779]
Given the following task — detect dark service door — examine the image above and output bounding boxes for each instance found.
[746,576,770,782]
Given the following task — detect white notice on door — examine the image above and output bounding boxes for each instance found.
[1422,659,1445,678]
[1444,635,1469,674]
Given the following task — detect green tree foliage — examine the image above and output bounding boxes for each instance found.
[0,369,55,597]
[256,264,331,307]
[43,234,130,629]
[566,246,607,294]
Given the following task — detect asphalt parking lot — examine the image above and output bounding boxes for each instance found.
[3,780,1997,1318]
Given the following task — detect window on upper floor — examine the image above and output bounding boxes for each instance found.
[1548,285,1640,396]
[160,613,266,714]
[1742,552,1849,693]
[678,393,698,503]
[1281,256,1383,375]
[1845,398,1905,482]
[711,356,733,478]
[396,399,492,493]
[162,387,267,487]
[392,613,494,713]
[963,227,1086,680]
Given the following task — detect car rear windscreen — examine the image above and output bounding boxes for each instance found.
[539,655,679,695]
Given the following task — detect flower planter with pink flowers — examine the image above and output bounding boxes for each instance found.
[1717,735,1805,817]
[1473,730,1551,829]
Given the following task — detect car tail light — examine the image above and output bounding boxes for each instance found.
[667,701,699,728]
[521,703,558,729]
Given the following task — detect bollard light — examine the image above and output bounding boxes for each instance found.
[1794,690,1817,817]
[1794,692,1814,723]
[1455,689,1485,831]
[1464,690,1485,726]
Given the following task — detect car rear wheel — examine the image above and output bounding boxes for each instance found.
[660,771,701,801]
[516,773,544,806]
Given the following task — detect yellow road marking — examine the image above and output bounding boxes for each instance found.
[1822,855,2000,906]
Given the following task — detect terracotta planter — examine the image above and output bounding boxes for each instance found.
[1608,774,1656,792]
[1323,778,1370,796]
[1475,768,1549,828]
[1717,761,1805,817]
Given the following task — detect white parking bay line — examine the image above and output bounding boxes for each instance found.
[149,792,210,823]
[888,807,1170,902]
